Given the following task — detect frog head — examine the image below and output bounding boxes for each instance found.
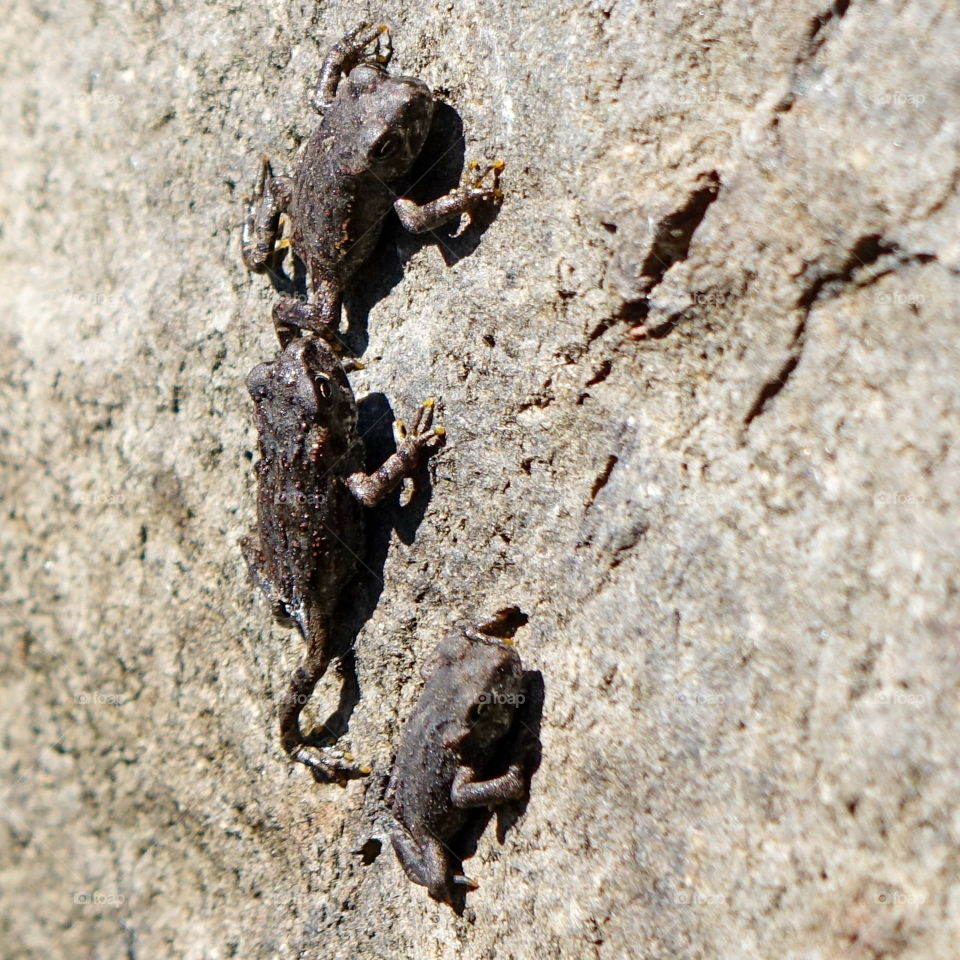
[247,337,357,447]
[429,626,525,755]
[338,62,434,179]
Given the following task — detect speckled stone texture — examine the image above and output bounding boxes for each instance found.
[2,1,959,957]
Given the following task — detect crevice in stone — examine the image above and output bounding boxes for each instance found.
[744,235,937,427]
[774,2,852,114]
[806,0,851,57]
[585,455,618,511]
[797,236,937,308]
[637,171,721,295]
[585,359,612,388]
[609,518,648,568]
[587,317,616,344]
[517,376,555,412]
[604,171,721,344]
[797,233,895,309]
[743,349,803,427]
[356,838,382,865]
[633,313,684,341]
[577,358,614,404]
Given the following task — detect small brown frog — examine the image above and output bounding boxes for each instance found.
[242,22,502,342]
[243,335,442,781]
[388,608,531,903]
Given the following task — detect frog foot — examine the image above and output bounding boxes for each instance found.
[288,742,370,785]
[452,872,480,891]
[341,21,392,67]
[241,156,294,273]
[465,159,505,202]
[370,23,392,65]
[394,397,446,452]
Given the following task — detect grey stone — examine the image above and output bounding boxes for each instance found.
[1,1,958,957]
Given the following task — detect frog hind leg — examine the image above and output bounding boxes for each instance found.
[271,275,342,347]
[241,156,294,273]
[278,612,361,783]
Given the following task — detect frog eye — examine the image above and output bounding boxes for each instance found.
[315,373,333,399]
[469,699,492,724]
[372,132,402,161]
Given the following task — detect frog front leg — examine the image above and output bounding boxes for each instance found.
[394,161,504,234]
[346,400,444,506]
[450,763,527,808]
[241,156,294,273]
[311,22,391,112]
[391,827,457,902]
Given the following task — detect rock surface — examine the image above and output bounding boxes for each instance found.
[2,1,959,957]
